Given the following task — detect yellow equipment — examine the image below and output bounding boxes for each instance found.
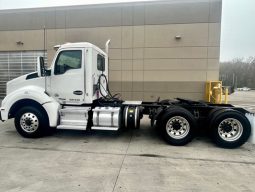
[205,81,228,104]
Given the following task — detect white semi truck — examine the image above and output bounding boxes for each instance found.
[0,41,252,148]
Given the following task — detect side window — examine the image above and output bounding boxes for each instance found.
[54,50,82,75]
[97,54,105,71]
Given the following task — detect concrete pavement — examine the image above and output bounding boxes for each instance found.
[229,90,255,113]
[0,117,255,192]
[0,90,255,191]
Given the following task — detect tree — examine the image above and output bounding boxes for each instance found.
[220,57,255,88]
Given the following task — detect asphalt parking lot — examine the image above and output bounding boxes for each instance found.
[0,92,255,192]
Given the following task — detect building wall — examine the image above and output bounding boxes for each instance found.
[0,0,222,101]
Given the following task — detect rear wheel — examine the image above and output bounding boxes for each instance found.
[210,110,251,148]
[14,106,50,138]
[158,107,196,146]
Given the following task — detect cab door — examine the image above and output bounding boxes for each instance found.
[48,48,85,105]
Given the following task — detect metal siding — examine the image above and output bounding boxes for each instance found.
[0,13,6,29]
[5,11,44,30]
[45,10,56,29]
[65,7,122,28]
[133,4,145,26]
[55,10,66,29]
[209,0,222,23]
[1,13,11,31]
[121,6,133,26]
[30,11,45,29]
[0,51,46,99]
[145,1,210,25]
[0,0,220,31]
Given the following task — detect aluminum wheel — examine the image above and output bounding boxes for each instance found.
[166,116,190,139]
[20,112,39,133]
[218,118,243,142]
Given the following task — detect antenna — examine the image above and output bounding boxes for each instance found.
[43,25,46,60]
[43,25,48,94]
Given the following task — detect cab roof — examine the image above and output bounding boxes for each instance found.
[56,42,106,55]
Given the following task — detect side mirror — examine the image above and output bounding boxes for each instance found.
[37,56,45,77]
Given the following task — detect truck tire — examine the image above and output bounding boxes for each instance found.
[206,108,226,137]
[210,110,251,148]
[14,106,50,138]
[158,107,197,146]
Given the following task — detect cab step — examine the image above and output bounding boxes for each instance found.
[57,106,90,130]
[57,125,86,130]
[91,126,118,131]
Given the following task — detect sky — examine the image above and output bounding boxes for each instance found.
[0,0,254,62]
[221,0,255,61]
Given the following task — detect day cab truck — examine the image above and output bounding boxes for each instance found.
[0,40,253,148]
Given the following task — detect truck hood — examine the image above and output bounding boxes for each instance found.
[7,74,28,93]
[6,72,45,95]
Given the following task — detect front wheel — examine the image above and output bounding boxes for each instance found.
[14,106,50,138]
[158,107,197,146]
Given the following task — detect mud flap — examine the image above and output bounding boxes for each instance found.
[246,113,255,144]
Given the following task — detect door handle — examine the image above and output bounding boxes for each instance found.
[73,90,83,95]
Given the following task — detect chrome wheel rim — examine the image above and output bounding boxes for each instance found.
[166,116,190,139]
[20,113,39,133]
[218,118,243,142]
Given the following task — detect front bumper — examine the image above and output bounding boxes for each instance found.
[0,107,4,122]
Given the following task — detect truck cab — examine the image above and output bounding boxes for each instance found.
[5,42,108,105]
[47,42,108,105]
[0,42,111,133]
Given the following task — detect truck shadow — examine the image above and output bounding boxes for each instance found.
[51,123,213,147]
[2,119,214,148]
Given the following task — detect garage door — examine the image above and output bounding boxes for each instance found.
[0,51,47,99]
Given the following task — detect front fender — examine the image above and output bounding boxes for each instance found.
[1,86,60,127]
[42,101,60,127]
